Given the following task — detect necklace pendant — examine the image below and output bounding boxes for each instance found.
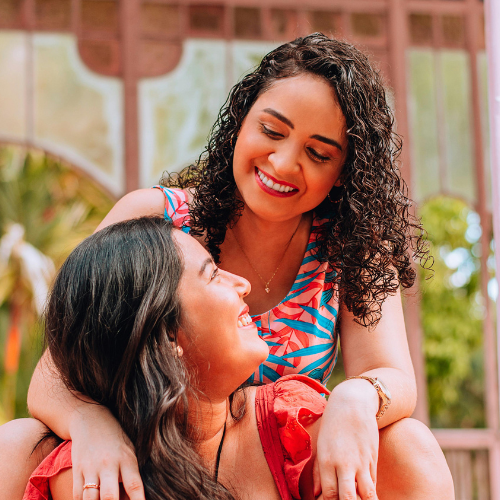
[265,286,270,294]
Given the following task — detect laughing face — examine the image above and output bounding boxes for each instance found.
[233,73,348,222]
[174,230,269,399]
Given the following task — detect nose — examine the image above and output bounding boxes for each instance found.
[226,270,251,298]
[268,144,301,177]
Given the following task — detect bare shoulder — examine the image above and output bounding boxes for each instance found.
[95,188,166,233]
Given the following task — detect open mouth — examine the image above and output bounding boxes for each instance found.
[238,312,253,328]
[255,168,298,196]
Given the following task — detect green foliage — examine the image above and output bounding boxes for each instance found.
[0,146,115,422]
[420,196,487,428]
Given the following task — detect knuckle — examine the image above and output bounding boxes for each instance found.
[122,448,138,462]
[101,494,118,500]
[340,493,357,500]
[126,479,143,492]
[322,486,339,499]
[365,490,377,500]
[100,455,113,468]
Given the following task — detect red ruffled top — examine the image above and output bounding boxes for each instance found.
[24,375,328,500]
[255,374,329,499]
[23,440,72,500]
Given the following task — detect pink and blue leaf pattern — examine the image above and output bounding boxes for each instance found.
[153,186,339,385]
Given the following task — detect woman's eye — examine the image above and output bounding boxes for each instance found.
[307,147,330,162]
[210,267,219,281]
[260,124,283,139]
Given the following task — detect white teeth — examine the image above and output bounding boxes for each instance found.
[238,313,253,327]
[257,169,294,193]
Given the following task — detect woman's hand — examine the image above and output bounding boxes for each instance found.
[313,379,379,500]
[69,404,145,500]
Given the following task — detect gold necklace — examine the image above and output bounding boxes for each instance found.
[231,218,302,294]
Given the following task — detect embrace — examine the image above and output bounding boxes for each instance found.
[1,34,454,500]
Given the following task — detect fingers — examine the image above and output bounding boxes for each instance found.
[98,468,120,500]
[336,472,356,500]
[312,458,322,497]
[120,461,146,500]
[356,472,378,500]
[81,478,100,500]
[316,466,339,500]
[317,467,377,500]
[82,486,100,500]
[369,459,377,489]
[73,470,84,500]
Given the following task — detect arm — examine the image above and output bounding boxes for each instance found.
[314,289,416,500]
[27,188,165,500]
[337,287,416,429]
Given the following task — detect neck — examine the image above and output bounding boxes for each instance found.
[190,395,228,463]
[232,206,310,247]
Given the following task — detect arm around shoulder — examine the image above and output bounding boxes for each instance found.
[95,188,166,233]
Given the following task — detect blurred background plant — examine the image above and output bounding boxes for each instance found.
[420,196,495,429]
[327,196,495,430]
[0,145,114,423]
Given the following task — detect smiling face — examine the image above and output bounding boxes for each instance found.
[173,230,269,400]
[233,73,348,222]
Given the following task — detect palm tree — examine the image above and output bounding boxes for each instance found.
[0,146,114,421]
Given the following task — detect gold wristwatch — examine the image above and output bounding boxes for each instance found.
[346,376,392,420]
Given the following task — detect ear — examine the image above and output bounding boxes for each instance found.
[175,327,189,355]
[333,172,345,188]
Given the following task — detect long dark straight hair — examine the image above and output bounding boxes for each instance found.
[45,217,236,500]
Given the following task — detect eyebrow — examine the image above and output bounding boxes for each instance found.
[263,108,294,129]
[199,257,213,277]
[310,134,343,152]
[262,108,343,152]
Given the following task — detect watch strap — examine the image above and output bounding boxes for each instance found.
[346,375,391,420]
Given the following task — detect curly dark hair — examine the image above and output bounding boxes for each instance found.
[162,33,431,327]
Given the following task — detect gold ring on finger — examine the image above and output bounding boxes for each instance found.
[83,483,100,490]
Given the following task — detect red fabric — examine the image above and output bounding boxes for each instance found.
[255,374,329,500]
[23,441,72,500]
[23,376,328,500]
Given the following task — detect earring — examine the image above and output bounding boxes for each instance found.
[176,345,183,357]
[328,192,341,204]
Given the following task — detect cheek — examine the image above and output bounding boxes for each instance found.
[234,131,268,170]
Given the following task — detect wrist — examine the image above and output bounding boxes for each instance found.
[68,400,110,439]
[330,378,380,418]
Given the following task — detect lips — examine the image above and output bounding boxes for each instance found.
[238,305,254,328]
[255,168,299,198]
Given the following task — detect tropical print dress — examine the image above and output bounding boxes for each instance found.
[153,187,339,385]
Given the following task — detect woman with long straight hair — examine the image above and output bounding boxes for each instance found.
[20,217,451,500]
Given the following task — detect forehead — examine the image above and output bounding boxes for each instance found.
[250,74,346,136]
[256,74,341,111]
[172,230,210,270]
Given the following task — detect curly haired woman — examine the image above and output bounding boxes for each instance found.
[1,34,453,500]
